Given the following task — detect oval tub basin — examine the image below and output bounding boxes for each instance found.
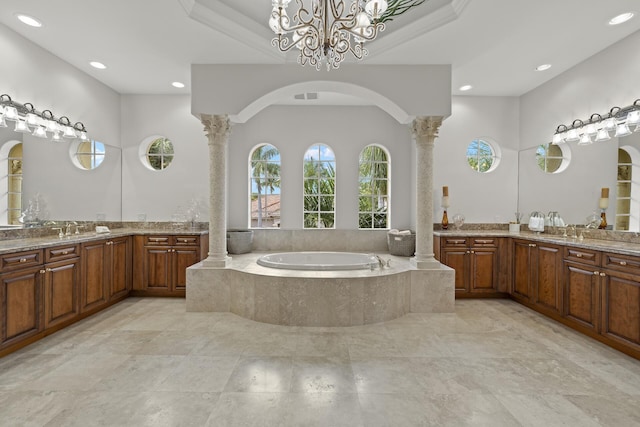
[257,251,378,271]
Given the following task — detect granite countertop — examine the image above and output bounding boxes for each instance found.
[434,230,640,257]
[0,228,208,255]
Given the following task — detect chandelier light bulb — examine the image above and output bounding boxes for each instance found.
[365,0,388,19]
[14,119,30,133]
[595,128,611,142]
[565,128,579,142]
[615,122,631,137]
[584,123,598,135]
[3,105,19,121]
[626,109,640,124]
[62,126,77,138]
[577,133,592,145]
[32,126,48,139]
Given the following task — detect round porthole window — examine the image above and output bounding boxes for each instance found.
[69,140,105,170]
[140,136,174,171]
[466,138,501,173]
[536,143,571,174]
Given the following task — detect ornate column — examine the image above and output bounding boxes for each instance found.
[201,114,231,268]
[411,116,443,269]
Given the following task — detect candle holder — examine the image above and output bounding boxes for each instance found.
[598,188,609,230]
[441,186,449,230]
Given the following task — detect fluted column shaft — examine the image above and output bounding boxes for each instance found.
[201,114,231,268]
[411,116,443,269]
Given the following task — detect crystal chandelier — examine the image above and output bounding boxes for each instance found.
[270,0,388,70]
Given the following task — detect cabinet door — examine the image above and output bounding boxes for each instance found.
[144,247,171,290]
[44,258,80,329]
[563,261,600,331]
[1,266,43,347]
[533,244,562,313]
[512,240,533,301]
[442,248,469,293]
[470,248,498,292]
[81,241,108,313]
[109,237,131,300]
[173,248,200,291]
[601,270,640,351]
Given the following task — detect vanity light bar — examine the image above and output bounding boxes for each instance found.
[551,99,640,145]
[0,94,89,142]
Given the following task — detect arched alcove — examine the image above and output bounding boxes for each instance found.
[234,81,410,124]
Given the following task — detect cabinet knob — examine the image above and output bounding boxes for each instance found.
[62,251,69,255]
[466,251,470,254]
[46,268,53,272]
[600,272,606,277]
[529,244,536,247]
[19,258,27,263]
[471,250,475,254]
[40,269,46,274]
[620,261,627,266]
[576,253,583,258]
[593,271,599,275]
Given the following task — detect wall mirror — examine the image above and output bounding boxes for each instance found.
[0,127,122,228]
[518,131,640,232]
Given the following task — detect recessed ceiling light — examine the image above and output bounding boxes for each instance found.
[535,64,552,71]
[16,14,42,28]
[171,82,185,88]
[89,61,107,69]
[459,85,472,91]
[609,12,634,25]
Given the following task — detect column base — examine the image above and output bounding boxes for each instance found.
[411,256,441,270]
[201,255,232,268]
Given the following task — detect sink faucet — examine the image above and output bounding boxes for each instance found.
[566,224,577,238]
[65,221,78,236]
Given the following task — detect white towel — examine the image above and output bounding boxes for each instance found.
[398,230,411,235]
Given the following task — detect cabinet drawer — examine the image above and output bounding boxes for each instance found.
[45,245,79,262]
[173,236,200,246]
[565,247,600,266]
[471,238,497,247]
[443,238,468,247]
[0,250,43,272]
[145,236,171,246]
[603,253,640,274]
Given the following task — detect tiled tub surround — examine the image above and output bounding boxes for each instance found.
[187,253,455,327]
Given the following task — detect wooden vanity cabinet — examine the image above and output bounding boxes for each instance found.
[600,253,640,353]
[439,236,504,297]
[0,249,44,349]
[512,239,563,315]
[562,247,601,332]
[43,245,80,329]
[80,236,131,313]
[132,234,207,296]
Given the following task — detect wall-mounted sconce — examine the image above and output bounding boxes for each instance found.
[551,99,640,146]
[0,94,89,142]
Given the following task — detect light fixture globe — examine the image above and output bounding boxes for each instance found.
[365,0,388,19]
[595,128,611,142]
[32,126,48,139]
[615,122,632,137]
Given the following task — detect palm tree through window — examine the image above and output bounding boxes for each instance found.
[250,144,281,228]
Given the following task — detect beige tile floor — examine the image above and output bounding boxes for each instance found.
[1,298,639,426]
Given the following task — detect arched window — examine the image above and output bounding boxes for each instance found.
[6,143,22,225]
[303,143,335,228]
[249,144,281,228]
[616,147,640,231]
[359,145,389,229]
[70,140,105,170]
[0,141,23,225]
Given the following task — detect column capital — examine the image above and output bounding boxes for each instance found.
[411,116,443,142]
[201,114,231,145]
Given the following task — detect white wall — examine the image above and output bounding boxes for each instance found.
[519,29,640,226]
[120,95,209,221]
[434,96,520,223]
[228,105,414,229]
[0,24,122,222]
